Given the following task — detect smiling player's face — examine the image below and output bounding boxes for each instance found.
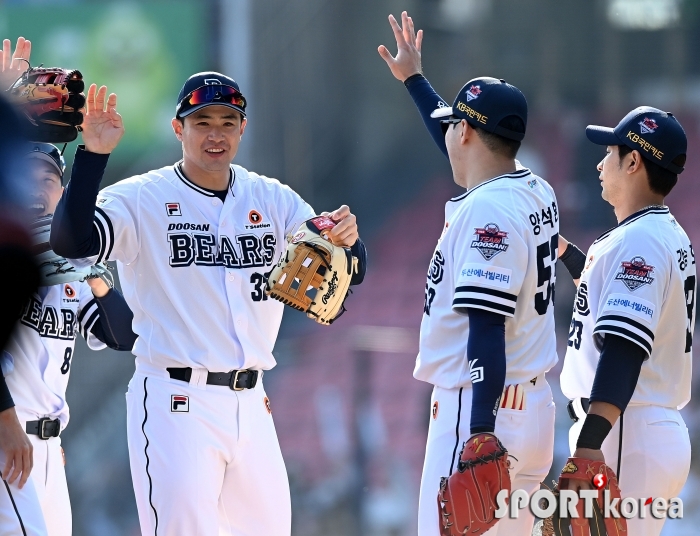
[28,160,63,217]
[173,105,247,174]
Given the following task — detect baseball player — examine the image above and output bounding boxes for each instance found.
[379,12,558,535]
[0,140,136,536]
[50,74,367,535]
[556,107,693,536]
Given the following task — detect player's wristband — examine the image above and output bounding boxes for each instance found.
[576,413,613,450]
[559,242,586,279]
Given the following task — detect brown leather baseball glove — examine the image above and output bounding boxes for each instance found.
[438,433,511,535]
[6,66,85,143]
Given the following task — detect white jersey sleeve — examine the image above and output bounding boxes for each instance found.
[76,281,107,350]
[592,227,669,356]
[91,179,142,265]
[450,202,529,317]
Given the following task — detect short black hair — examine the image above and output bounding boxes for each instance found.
[474,115,524,159]
[617,144,684,197]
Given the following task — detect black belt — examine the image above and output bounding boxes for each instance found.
[566,397,590,422]
[167,367,259,391]
[26,418,60,440]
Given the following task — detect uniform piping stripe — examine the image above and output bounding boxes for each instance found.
[95,207,115,262]
[142,377,159,535]
[593,325,652,355]
[449,169,531,202]
[452,297,515,316]
[3,480,28,536]
[449,388,464,475]
[93,218,107,264]
[175,162,233,197]
[455,285,517,302]
[78,298,98,324]
[593,207,669,244]
[81,309,100,339]
[596,314,654,340]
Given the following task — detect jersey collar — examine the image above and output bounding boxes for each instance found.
[449,168,531,203]
[593,205,669,244]
[174,161,234,197]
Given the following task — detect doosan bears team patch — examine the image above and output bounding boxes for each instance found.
[615,256,655,291]
[470,223,509,260]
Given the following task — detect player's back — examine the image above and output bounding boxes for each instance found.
[415,168,559,389]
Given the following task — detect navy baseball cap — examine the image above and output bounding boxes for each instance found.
[176,71,247,118]
[430,77,527,141]
[586,106,687,174]
[25,143,65,181]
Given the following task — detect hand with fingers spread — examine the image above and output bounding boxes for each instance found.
[320,205,358,247]
[81,84,125,155]
[0,407,33,489]
[378,11,423,82]
[0,37,31,91]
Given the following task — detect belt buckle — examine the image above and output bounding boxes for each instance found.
[38,417,53,440]
[231,369,248,391]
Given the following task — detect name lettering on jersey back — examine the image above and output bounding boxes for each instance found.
[459,263,512,289]
[168,231,276,268]
[20,295,77,340]
[602,293,655,322]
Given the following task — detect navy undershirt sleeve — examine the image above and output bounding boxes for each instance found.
[466,307,507,434]
[51,146,111,259]
[350,238,367,286]
[589,333,646,412]
[404,74,450,159]
[0,374,14,413]
[89,288,137,351]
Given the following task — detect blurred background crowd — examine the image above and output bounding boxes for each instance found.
[3,0,700,534]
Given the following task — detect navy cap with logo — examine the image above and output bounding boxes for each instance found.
[430,77,528,141]
[586,106,687,174]
[175,71,247,119]
[25,143,66,182]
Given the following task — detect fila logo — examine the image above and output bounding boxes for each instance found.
[171,395,189,412]
[166,203,182,217]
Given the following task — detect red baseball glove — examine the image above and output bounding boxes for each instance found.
[437,433,511,535]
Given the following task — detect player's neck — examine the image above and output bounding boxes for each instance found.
[181,160,230,191]
[460,158,517,190]
[612,192,665,223]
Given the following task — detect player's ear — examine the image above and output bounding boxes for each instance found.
[239,117,247,138]
[460,119,471,145]
[627,150,643,175]
[171,117,184,141]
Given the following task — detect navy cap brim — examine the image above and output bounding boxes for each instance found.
[430,106,454,119]
[585,125,620,146]
[26,152,63,176]
[177,102,246,118]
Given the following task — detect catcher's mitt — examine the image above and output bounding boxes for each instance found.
[6,66,85,143]
[31,215,113,287]
[438,433,511,536]
[266,216,358,325]
[537,457,626,536]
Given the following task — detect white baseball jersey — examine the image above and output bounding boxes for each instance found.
[560,206,696,410]
[1,281,106,429]
[71,162,314,374]
[414,168,560,389]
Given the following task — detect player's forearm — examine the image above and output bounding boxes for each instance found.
[403,74,449,159]
[91,288,137,351]
[50,146,110,258]
[558,236,585,284]
[465,308,507,434]
[350,238,367,285]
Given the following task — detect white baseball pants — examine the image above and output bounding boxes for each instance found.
[568,401,691,536]
[418,376,555,536]
[0,428,71,536]
[126,370,291,536]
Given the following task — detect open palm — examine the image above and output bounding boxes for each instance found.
[0,37,31,91]
[81,84,125,154]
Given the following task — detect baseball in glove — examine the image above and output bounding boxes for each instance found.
[540,457,626,536]
[6,65,85,143]
[438,433,511,536]
[266,216,358,325]
[31,215,113,287]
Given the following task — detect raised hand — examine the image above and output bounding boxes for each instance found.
[81,84,125,155]
[378,11,423,82]
[0,37,31,90]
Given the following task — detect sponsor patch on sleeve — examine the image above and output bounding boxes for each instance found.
[601,293,655,323]
[614,256,654,291]
[470,223,509,260]
[458,263,513,289]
